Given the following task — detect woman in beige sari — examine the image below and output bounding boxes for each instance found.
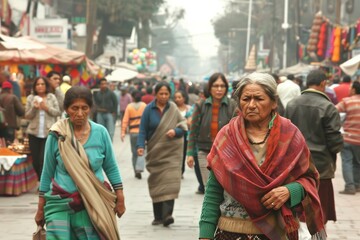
[137,81,188,227]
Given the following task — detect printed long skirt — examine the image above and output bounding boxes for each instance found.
[214,229,270,240]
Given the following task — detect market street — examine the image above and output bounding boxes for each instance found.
[0,126,360,240]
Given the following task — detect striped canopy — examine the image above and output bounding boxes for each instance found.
[0,34,99,74]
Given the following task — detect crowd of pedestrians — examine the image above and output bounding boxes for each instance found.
[0,68,359,239]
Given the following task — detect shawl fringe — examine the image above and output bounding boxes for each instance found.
[311,229,327,240]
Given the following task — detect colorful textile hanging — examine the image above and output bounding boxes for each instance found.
[307,12,323,53]
[305,12,359,63]
[317,22,327,57]
[331,27,341,62]
[325,25,334,59]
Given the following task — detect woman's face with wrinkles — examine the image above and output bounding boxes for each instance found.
[239,83,277,124]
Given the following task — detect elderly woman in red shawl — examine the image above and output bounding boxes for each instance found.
[199,72,326,240]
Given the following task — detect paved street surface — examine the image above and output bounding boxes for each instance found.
[1,126,359,240]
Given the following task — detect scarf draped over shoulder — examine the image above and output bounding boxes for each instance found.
[50,119,120,240]
[207,114,325,239]
[146,102,188,203]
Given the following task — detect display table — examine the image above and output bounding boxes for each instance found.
[0,152,38,196]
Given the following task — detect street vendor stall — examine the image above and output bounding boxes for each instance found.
[0,34,100,85]
[0,34,97,71]
[279,62,318,76]
[0,147,37,196]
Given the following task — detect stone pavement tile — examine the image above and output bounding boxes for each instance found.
[325,156,360,240]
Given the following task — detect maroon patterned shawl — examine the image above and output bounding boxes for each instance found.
[207,114,325,239]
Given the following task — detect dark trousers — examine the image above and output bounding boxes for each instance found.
[181,133,188,175]
[28,134,47,180]
[0,127,15,144]
[194,154,204,192]
[152,200,175,221]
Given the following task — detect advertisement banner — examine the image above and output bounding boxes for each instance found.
[30,18,68,48]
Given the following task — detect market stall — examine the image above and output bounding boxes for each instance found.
[0,34,101,86]
[0,147,37,196]
[301,13,359,64]
[279,62,318,76]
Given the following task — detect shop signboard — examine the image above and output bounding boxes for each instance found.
[30,18,68,49]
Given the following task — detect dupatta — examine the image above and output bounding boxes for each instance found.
[208,114,325,239]
[50,119,120,240]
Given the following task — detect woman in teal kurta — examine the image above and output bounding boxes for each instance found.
[34,86,125,239]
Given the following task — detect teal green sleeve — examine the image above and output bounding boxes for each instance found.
[285,182,305,208]
[101,127,123,189]
[39,132,58,195]
[199,170,224,239]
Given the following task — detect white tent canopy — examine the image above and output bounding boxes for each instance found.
[279,62,317,76]
[340,54,360,76]
[105,68,138,82]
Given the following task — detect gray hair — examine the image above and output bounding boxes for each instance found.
[234,72,278,103]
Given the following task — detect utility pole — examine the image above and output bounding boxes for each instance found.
[270,0,276,71]
[86,0,97,58]
[245,0,253,61]
[282,0,289,69]
[122,37,127,62]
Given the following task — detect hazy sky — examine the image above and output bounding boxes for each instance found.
[166,0,225,59]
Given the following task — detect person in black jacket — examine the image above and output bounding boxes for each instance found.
[285,69,343,234]
[93,78,118,140]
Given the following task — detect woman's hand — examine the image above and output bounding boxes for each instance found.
[33,100,40,109]
[121,133,125,142]
[187,156,194,168]
[137,148,144,156]
[114,190,126,218]
[39,101,48,111]
[261,186,290,210]
[166,129,176,138]
[35,209,45,227]
[35,197,46,226]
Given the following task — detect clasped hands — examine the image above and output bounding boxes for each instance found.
[261,186,290,210]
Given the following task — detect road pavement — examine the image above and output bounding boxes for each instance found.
[0,126,359,239]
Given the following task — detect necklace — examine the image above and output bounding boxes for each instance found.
[75,124,89,141]
[248,129,271,145]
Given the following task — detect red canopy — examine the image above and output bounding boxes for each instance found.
[0,34,99,74]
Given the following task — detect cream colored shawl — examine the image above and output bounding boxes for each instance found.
[50,119,120,240]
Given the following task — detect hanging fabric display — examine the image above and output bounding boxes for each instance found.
[331,27,341,62]
[317,22,327,57]
[325,25,334,59]
[307,12,323,53]
[304,12,359,63]
[341,28,349,49]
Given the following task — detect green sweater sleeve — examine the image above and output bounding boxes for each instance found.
[199,170,224,239]
[284,182,305,208]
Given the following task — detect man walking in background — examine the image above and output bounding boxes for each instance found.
[0,81,25,144]
[336,81,360,195]
[334,75,352,102]
[119,86,132,120]
[277,74,301,109]
[93,78,118,140]
[46,71,64,112]
[285,69,343,236]
[60,75,72,94]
